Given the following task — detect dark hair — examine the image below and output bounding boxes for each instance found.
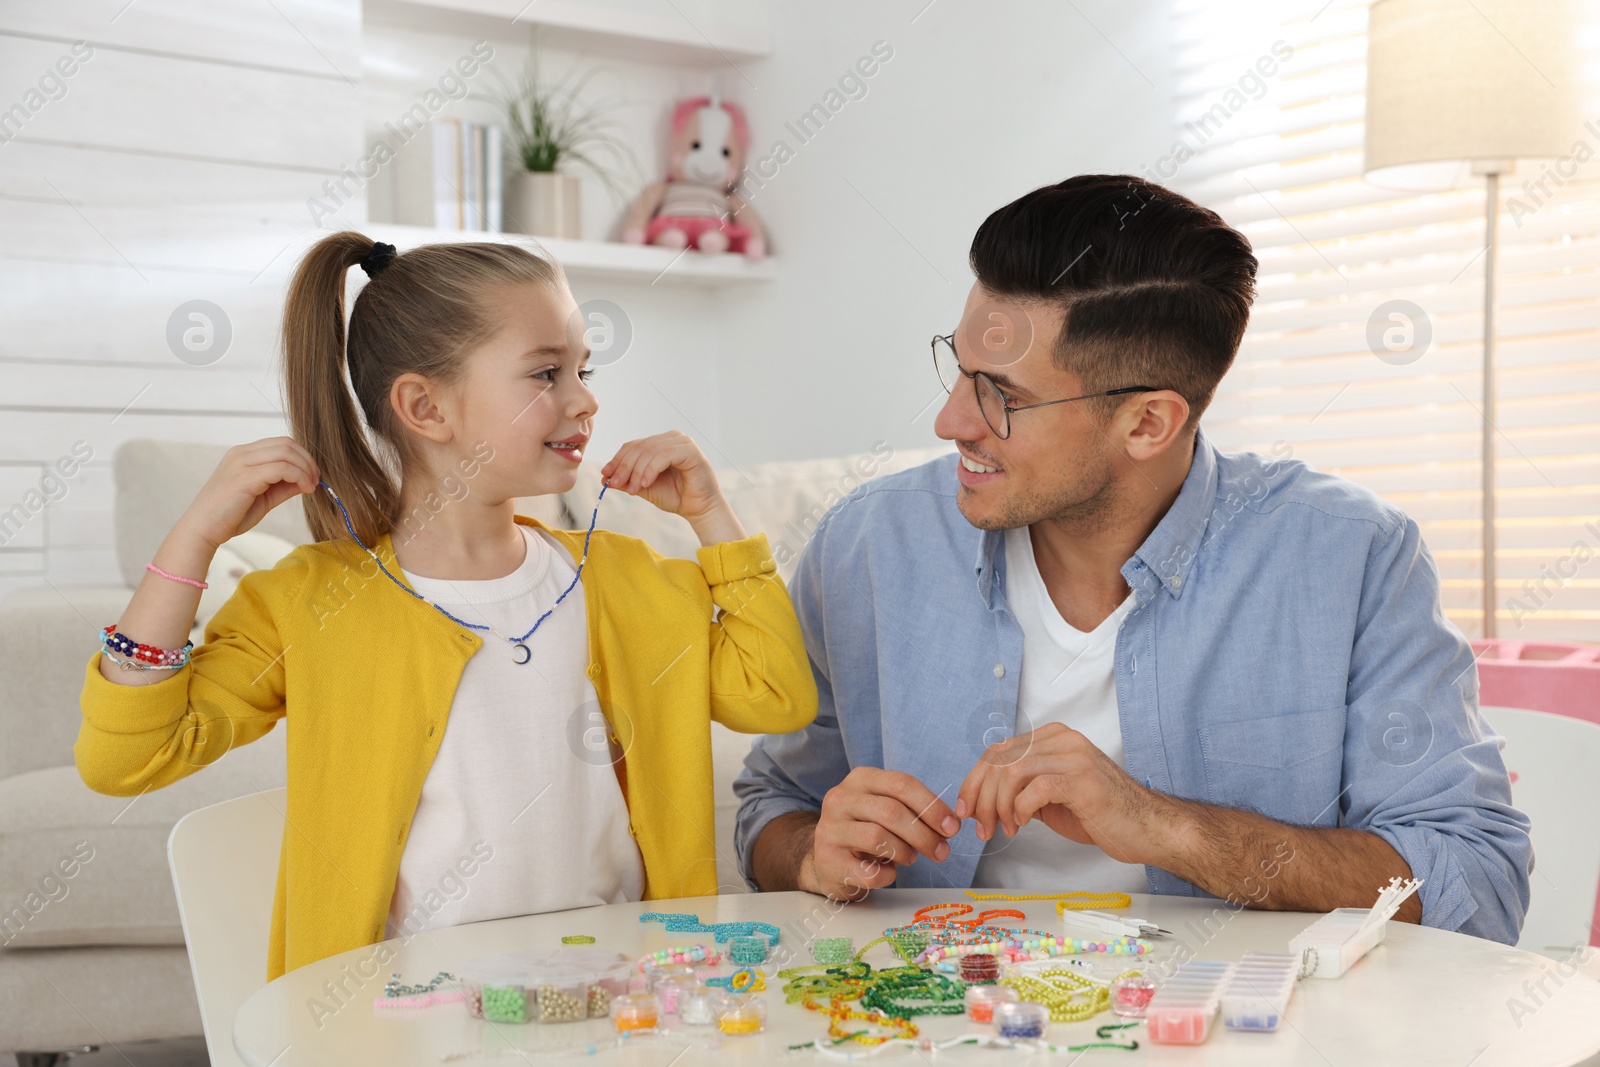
[281,231,564,545]
[968,174,1257,428]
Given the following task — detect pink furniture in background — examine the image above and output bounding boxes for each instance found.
[1472,639,1600,947]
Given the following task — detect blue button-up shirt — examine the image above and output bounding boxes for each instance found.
[734,428,1532,944]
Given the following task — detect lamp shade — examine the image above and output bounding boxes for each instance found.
[1364,0,1582,189]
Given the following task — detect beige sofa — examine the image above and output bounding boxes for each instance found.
[0,436,947,1062]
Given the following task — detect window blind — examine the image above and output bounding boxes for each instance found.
[1174,0,1600,641]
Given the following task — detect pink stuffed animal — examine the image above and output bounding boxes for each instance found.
[622,96,767,259]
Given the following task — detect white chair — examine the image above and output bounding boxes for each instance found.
[1482,706,1600,959]
[167,788,286,1067]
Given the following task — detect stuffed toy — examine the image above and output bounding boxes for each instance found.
[622,95,767,259]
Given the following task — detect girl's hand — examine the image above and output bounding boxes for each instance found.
[600,431,746,546]
[180,437,322,551]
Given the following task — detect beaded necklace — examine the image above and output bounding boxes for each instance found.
[317,479,608,665]
[899,904,1149,966]
[637,911,782,949]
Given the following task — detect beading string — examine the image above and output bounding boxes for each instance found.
[316,477,608,645]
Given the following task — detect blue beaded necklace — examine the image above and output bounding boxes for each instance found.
[316,478,608,665]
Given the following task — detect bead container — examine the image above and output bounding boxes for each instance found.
[1144,961,1234,1045]
[812,937,853,965]
[1220,952,1300,1032]
[459,948,633,1025]
[1109,973,1158,1018]
[964,983,1020,1024]
[1289,908,1388,979]
[676,983,719,1025]
[992,1001,1049,1039]
[609,993,661,1033]
[715,995,767,1036]
[958,951,1000,985]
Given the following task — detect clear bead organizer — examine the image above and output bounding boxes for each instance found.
[1144,960,1234,1045]
[459,947,634,1024]
[1220,951,1300,1032]
[1288,876,1423,980]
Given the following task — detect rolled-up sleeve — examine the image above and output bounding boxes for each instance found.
[732,513,854,888]
[1342,515,1532,944]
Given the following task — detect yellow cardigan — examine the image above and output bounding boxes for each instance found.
[76,516,816,980]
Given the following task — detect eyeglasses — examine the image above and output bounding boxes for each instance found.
[931,333,1156,440]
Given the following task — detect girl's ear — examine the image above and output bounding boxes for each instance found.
[390,371,454,444]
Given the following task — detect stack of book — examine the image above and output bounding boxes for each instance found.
[392,118,503,232]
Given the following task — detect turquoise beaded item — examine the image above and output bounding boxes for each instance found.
[729,936,767,965]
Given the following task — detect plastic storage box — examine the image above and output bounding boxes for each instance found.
[1220,951,1300,1031]
[1144,961,1234,1045]
[1289,908,1387,978]
[459,948,634,1024]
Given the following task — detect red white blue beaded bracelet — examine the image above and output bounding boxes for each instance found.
[100,624,193,670]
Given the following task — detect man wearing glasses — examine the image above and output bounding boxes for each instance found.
[733,174,1531,944]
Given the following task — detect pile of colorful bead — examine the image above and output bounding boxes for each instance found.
[992,1001,1049,1040]
[729,936,768,965]
[609,993,660,1033]
[537,982,589,1023]
[812,937,854,965]
[964,983,1020,1024]
[958,951,1000,984]
[481,984,532,1023]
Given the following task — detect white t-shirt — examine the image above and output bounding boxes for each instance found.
[385,524,645,938]
[970,525,1147,893]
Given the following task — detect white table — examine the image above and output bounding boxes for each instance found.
[233,889,1600,1066]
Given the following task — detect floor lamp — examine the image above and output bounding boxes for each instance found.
[1363,0,1580,639]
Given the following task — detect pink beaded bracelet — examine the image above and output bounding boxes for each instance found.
[146,562,208,589]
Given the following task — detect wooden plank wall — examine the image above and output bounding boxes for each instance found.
[0,0,361,601]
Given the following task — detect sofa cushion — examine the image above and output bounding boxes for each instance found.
[0,724,286,949]
[113,439,568,587]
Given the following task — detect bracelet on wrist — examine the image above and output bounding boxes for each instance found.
[100,624,194,671]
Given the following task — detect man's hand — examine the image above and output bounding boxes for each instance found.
[799,767,961,900]
[955,722,1172,866]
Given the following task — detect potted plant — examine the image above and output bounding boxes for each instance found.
[495,58,637,240]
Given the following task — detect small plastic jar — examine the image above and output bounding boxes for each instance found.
[535,981,589,1023]
[959,952,1001,985]
[654,974,700,1015]
[965,983,1020,1024]
[993,1001,1049,1040]
[643,962,696,993]
[609,993,661,1033]
[676,983,719,1026]
[716,996,767,1036]
[1109,974,1158,1018]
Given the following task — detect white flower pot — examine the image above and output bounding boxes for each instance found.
[507,171,581,239]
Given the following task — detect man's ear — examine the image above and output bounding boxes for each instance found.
[1122,390,1191,461]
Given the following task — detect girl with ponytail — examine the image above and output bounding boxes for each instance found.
[76,231,817,980]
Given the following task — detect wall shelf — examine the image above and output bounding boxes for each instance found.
[366,223,775,287]
[364,0,769,64]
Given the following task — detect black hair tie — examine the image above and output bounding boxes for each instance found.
[359,241,397,278]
